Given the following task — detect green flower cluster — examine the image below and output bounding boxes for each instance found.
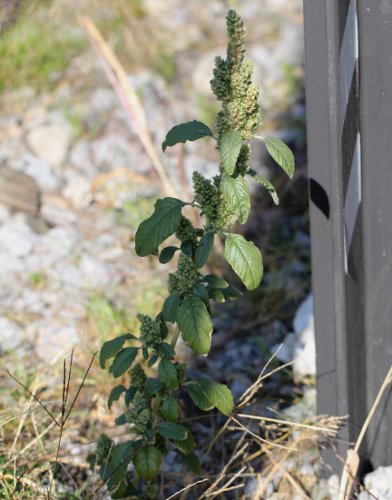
[96,433,113,465]
[128,391,151,435]
[176,362,187,386]
[210,9,261,142]
[168,254,200,294]
[141,482,159,500]
[137,314,161,348]
[234,144,251,176]
[130,364,147,392]
[192,171,236,230]
[175,216,197,243]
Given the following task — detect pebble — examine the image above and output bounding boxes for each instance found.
[0,317,24,350]
[272,295,316,380]
[26,119,72,168]
[10,152,60,191]
[0,217,37,257]
[62,170,92,210]
[358,466,392,499]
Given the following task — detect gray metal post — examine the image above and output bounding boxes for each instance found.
[303,0,392,472]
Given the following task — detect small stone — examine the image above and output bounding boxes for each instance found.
[40,195,76,225]
[0,317,24,350]
[10,153,59,191]
[0,217,37,257]
[358,466,392,499]
[69,140,97,179]
[62,171,92,210]
[31,321,79,362]
[27,120,72,168]
[79,254,113,289]
[0,203,10,222]
[293,295,313,334]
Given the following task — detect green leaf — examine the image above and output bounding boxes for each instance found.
[187,382,213,411]
[196,377,234,415]
[158,342,175,359]
[159,246,179,264]
[221,284,242,301]
[144,378,163,398]
[181,451,201,474]
[178,296,213,355]
[194,232,214,268]
[248,169,279,205]
[224,233,263,290]
[203,275,228,288]
[108,385,126,409]
[175,430,196,454]
[109,347,138,378]
[100,333,135,369]
[160,395,180,422]
[148,354,159,367]
[220,129,242,175]
[162,120,213,151]
[162,292,181,323]
[133,445,162,480]
[115,412,128,426]
[208,288,225,303]
[192,283,209,305]
[125,387,136,406]
[103,441,135,487]
[111,481,138,499]
[157,421,188,441]
[220,173,250,224]
[135,198,185,257]
[262,137,295,179]
[158,359,178,389]
[180,240,193,257]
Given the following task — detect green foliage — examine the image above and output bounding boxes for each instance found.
[261,136,295,179]
[220,129,243,174]
[135,198,185,256]
[162,120,213,151]
[178,296,213,355]
[100,333,136,368]
[98,8,295,497]
[224,233,263,290]
[248,169,279,205]
[220,172,250,224]
[134,445,162,480]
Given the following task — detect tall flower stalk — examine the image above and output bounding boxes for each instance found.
[93,9,295,499]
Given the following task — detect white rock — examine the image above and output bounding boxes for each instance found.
[293,321,316,379]
[69,140,97,179]
[0,203,10,222]
[31,321,79,362]
[0,317,23,350]
[294,295,314,334]
[89,87,118,113]
[0,252,24,277]
[10,152,60,191]
[40,196,77,225]
[273,295,316,380]
[358,466,392,499]
[27,120,72,168]
[79,254,113,289]
[48,262,84,289]
[62,171,92,210]
[33,227,78,268]
[0,218,37,257]
[91,133,134,171]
